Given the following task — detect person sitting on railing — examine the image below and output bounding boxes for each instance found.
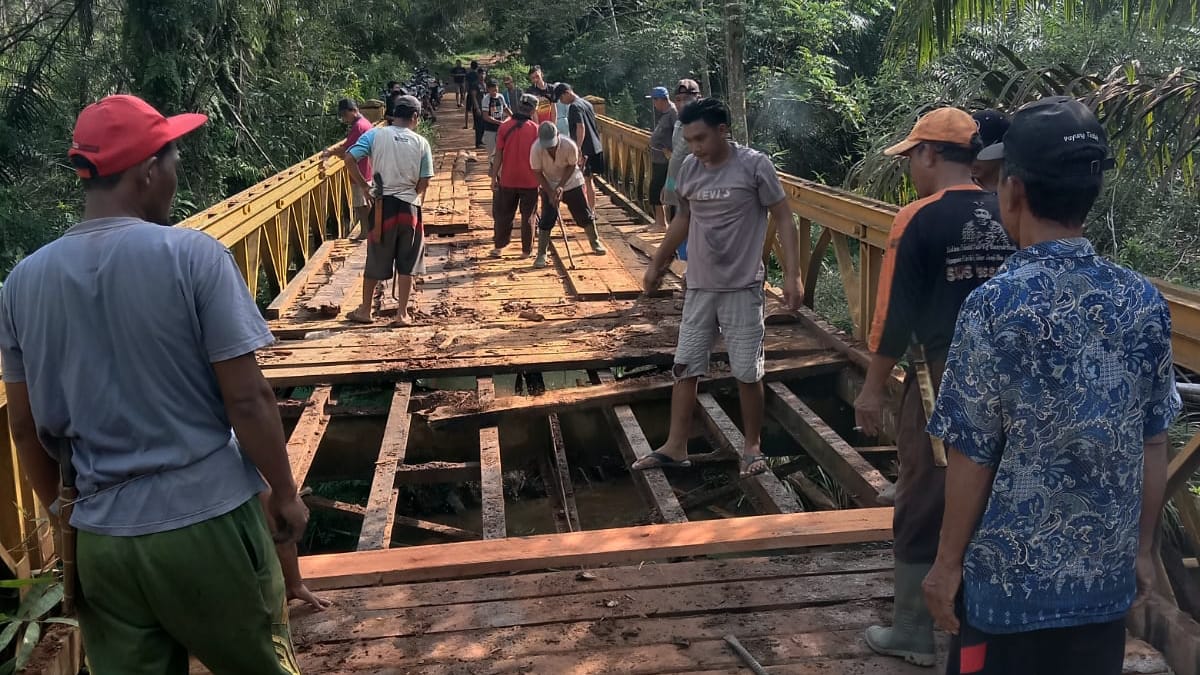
[921,97,1181,675]
[646,86,678,232]
[529,121,607,267]
[638,98,804,478]
[343,94,434,327]
[321,98,374,241]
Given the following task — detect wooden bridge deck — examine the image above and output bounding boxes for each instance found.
[240,107,1177,674]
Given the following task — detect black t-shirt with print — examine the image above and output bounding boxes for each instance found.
[869,187,1017,363]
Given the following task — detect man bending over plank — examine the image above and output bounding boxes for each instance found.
[640,98,803,477]
[0,95,312,673]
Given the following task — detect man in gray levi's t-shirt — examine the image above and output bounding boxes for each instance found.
[0,94,310,672]
[641,98,804,478]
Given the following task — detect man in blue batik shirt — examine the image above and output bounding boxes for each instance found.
[923,96,1182,675]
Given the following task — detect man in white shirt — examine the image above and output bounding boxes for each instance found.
[343,95,435,326]
[529,121,606,268]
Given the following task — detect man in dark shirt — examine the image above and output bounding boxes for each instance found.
[646,86,678,230]
[526,65,553,102]
[971,109,1009,192]
[450,60,468,108]
[464,60,482,133]
[554,83,605,210]
[853,107,1016,667]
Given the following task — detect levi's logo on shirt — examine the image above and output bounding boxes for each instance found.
[694,187,732,200]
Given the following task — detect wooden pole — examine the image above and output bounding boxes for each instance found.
[723,0,749,145]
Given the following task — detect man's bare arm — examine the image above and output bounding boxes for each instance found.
[416,177,431,202]
[768,199,803,308]
[1138,432,1169,596]
[6,383,58,508]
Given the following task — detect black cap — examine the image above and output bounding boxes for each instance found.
[977,96,1114,176]
[389,94,422,117]
[972,109,1008,148]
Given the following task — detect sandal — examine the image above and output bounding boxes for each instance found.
[739,454,769,479]
[632,451,693,471]
[346,308,373,324]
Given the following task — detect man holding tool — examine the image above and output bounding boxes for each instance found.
[0,94,309,673]
[529,121,607,269]
[852,107,1016,667]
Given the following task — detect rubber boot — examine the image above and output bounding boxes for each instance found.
[582,223,607,255]
[864,561,936,667]
[533,229,551,269]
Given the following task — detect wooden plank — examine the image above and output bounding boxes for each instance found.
[300,242,368,317]
[856,445,897,455]
[356,382,413,551]
[391,512,478,541]
[300,569,894,640]
[765,382,892,506]
[287,385,333,487]
[547,412,581,531]
[423,352,845,428]
[266,239,336,319]
[308,549,893,611]
[1166,430,1200,498]
[295,601,896,672]
[696,393,804,515]
[787,473,840,510]
[393,461,480,485]
[593,369,687,523]
[304,493,365,517]
[478,377,506,540]
[299,508,894,589]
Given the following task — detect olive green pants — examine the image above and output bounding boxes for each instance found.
[77,498,302,674]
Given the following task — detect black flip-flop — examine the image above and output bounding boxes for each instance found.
[739,454,769,478]
[632,451,693,471]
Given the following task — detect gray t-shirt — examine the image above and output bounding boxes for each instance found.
[676,144,787,290]
[0,218,272,536]
[663,120,691,207]
[649,105,678,164]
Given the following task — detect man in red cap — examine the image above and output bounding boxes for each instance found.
[0,94,310,673]
[853,106,1016,667]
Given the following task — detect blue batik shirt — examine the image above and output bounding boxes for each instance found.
[928,237,1181,634]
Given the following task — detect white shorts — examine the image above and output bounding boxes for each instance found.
[674,287,765,383]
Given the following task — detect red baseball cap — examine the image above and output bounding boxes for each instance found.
[69,95,207,178]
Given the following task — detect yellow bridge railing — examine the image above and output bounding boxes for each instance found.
[597,112,1200,498]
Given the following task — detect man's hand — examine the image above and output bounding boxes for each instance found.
[853,389,885,437]
[553,186,564,203]
[643,265,665,295]
[320,149,330,163]
[288,582,332,611]
[490,175,499,192]
[783,275,804,311]
[268,491,309,545]
[1135,550,1157,605]
[922,560,963,634]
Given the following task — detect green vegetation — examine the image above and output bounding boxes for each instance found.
[0,576,75,673]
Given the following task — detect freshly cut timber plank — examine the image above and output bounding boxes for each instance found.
[266,240,336,319]
[591,369,686,524]
[1166,430,1200,498]
[765,382,892,506]
[287,385,333,487]
[477,377,506,539]
[424,352,846,428]
[356,382,413,551]
[696,394,804,515]
[298,508,894,589]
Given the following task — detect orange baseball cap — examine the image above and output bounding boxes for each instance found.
[884,107,979,156]
[69,95,207,178]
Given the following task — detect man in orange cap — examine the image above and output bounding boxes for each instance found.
[852,107,1016,666]
[0,94,309,673]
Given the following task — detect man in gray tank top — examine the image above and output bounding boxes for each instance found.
[639,98,804,478]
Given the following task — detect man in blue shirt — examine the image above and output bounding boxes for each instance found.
[923,97,1182,675]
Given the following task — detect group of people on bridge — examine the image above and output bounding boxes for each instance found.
[0,49,1182,675]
